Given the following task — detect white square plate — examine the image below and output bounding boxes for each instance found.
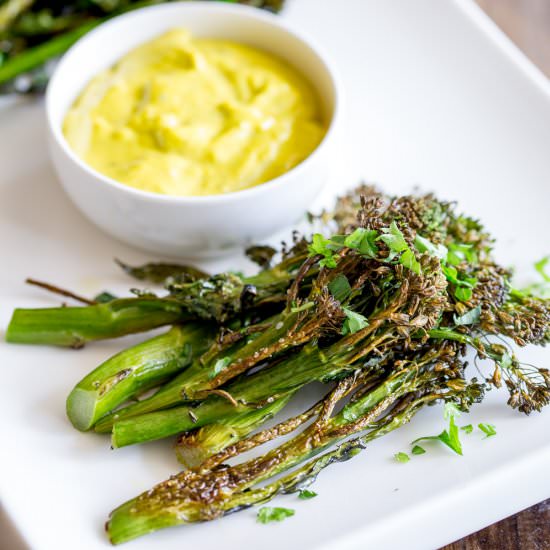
[1,1,549,549]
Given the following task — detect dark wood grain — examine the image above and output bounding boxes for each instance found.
[444,1,550,548]
[2,4,549,550]
[475,0,550,77]
[442,499,550,550]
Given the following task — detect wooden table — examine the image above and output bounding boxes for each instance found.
[0,3,548,550]
[444,1,550,547]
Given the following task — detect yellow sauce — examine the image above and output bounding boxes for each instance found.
[63,29,327,196]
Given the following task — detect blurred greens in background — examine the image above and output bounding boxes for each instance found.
[0,0,285,93]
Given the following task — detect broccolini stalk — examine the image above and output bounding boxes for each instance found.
[94,259,352,431]
[105,337,358,444]
[98,230,444,434]
[193,369,382,473]
[107,348,478,543]
[106,373,409,543]
[109,259,447,446]
[0,0,34,32]
[429,327,550,413]
[5,261,297,347]
[93,303,329,431]
[6,186,334,349]
[115,259,209,284]
[5,297,186,347]
[0,19,100,86]
[106,392,433,544]
[0,0,288,91]
[220,392,442,511]
[105,327,372,443]
[5,251,308,349]
[92,325,269,431]
[174,394,291,469]
[66,324,215,431]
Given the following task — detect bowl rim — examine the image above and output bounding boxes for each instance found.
[46,1,341,205]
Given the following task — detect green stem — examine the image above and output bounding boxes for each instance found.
[66,324,214,431]
[94,310,305,431]
[429,327,501,362]
[0,20,98,84]
[106,372,425,544]
[6,297,186,347]
[108,337,358,446]
[174,395,291,469]
[94,329,263,432]
[226,397,430,511]
[0,0,35,32]
[107,278,408,443]
[93,367,201,433]
[0,0,179,85]
[110,391,255,447]
[107,285,399,442]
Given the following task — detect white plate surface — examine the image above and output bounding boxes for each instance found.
[1,1,549,549]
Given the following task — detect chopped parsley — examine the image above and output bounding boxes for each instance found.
[298,489,318,500]
[378,221,409,257]
[478,423,497,438]
[308,223,422,275]
[308,233,337,268]
[257,507,295,524]
[378,221,421,274]
[412,404,463,455]
[534,256,550,282]
[328,274,352,303]
[454,305,481,326]
[446,242,477,266]
[442,265,477,302]
[394,452,410,463]
[454,286,473,302]
[444,402,461,419]
[400,248,422,274]
[411,445,426,455]
[342,307,369,335]
[344,228,379,258]
[415,234,448,260]
[461,424,473,434]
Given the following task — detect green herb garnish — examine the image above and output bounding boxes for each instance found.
[411,445,426,455]
[415,235,448,260]
[394,452,410,463]
[328,274,352,303]
[412,405,463,455]
[442,265,477,302]
[454,306,481,326]
[257,507,295,524]
[308,233,337,268]
[342,307,369,335]
[378,221,421,274]
[534,256,550,282]
[344,228,379,258]
[478,423,497,438]
[447,243,477,266]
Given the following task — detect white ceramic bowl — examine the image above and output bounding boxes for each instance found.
[46,2,340,258]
